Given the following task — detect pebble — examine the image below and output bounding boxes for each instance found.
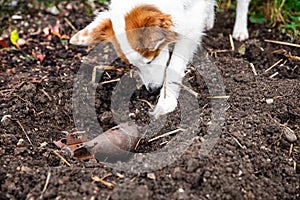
[284,127,297,143]
[11,15,22,20]
[266,98,274,104]
[17,138,24,147]
[147,172,156,180]
[226,167,233,173]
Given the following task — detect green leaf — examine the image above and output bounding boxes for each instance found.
[238,44,246,55]
[10,29,19,46]
[249,13,267,24]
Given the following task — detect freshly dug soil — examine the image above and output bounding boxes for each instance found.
[1,3,299,200]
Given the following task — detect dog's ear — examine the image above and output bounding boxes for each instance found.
[70,19,113,46]
[144,12,177,45]
[145,13,173,29]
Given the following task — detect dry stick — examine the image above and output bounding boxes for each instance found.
[40,89,52,101]
[160,141,169,146]
[207,48,232,57]
[292,65,298,71]
[269,72,279,78]
[249,63,258,76]
[289,143,293,157]
[92,175,116,189]
[206,95,230,99]
[148,128,185,142]
[64,17,78,32]
[14,119,33,147]
[264,39,300,48]
[100,78,120,85]
[172,82,199,97]
[265,59,283,73]
[284,54,300,61]
[137,99,154,109]
[92,65,117,83]
[229,34,235,51]
[51,149,71,167]
[229,134,246,149]
[39,171,51,199]
[134,138,142,150]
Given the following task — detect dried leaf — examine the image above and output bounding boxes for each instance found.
[0,37,8,48]
[52,22,62,38]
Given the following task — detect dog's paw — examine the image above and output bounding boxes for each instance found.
[232,29,249,41]
[150,91,178,119]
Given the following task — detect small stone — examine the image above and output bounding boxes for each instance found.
[100,111,112,124]
[147,172,156,180]
[178,188,184,193]
[11,15,22,20]
[284,127,297,143]
[17,38,26,46]
[226,167,233,173]
[266,98,274,104]
[17,138,24,147]
[186,158,198,172]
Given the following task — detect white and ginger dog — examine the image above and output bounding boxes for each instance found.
[70,0,250,118]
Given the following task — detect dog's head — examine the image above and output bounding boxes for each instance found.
[70,4,177,92]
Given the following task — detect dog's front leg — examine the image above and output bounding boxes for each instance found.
[233,0,251,41]
[151,38,197,118]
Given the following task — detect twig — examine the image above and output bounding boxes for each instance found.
[172,82,199,97]
[134,138,142,150]
[269,72,279,78]
[137,99,154,109]
[40,89,52,101]
[284,54,300,61]
[64,17,78,32]
[229,34,235,51]
[14,119,33,147]
[92,65,117,82]
[51,149,71,167]
[100,78,120,85]
[148,128,185,142]
[265,59,283,73]
[160,141,169,146]
[206,48,232,57]
[249,63,257,76]
[206,95,230,99]
[265,39,300,48]
[39,171,51,199]
[229,133,246,149]
[288,143,293,157]
[92,174,116,189]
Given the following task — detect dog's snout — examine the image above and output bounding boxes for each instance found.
[146,83,161,93]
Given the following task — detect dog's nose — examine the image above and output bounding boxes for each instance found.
[146,83,161,93]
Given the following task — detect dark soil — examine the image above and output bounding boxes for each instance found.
[1,3,300,200]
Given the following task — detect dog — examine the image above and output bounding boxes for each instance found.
[70,0,250,118]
